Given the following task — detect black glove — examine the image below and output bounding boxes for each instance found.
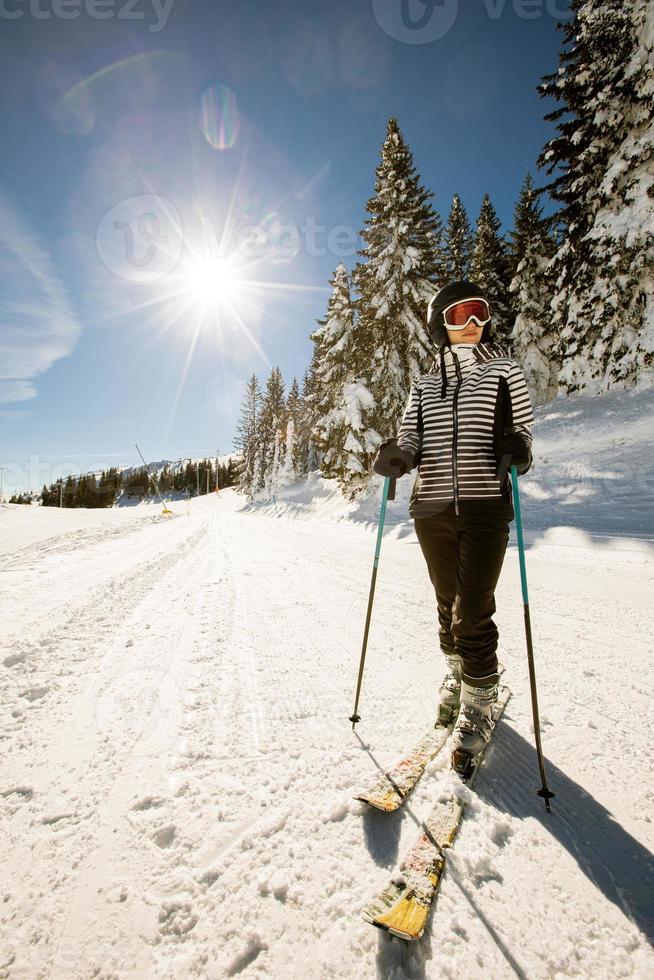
[494,430,532,479]
[373,439,416,478]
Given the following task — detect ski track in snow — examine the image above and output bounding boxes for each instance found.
[0,488,653,979]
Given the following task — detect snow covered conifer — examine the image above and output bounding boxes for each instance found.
[538,0,654,393]
[351,117,445,474]
[294,366,321,476]
[274,377,301,488]
[267,428,283,498]
[234,373,262,495]
[444,194,473,281]
[470,193,513,351]
[508,173,559,405]
[285,378,303,476]
[279,416,296,488]
[309,263,377,488]
[257,367,286,495]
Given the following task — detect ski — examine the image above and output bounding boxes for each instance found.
[354,717,454,812]
[362,686,511,940]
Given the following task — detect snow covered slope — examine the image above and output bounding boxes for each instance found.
[0,387,652,979]
[250,382,654,542]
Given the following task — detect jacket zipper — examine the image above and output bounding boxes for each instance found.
[452,354,463,516]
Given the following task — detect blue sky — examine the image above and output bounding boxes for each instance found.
[0,0,570,494]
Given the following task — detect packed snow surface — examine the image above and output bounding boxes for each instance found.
[1,386,653,979]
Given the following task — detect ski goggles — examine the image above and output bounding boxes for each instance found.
[441,297,491,329]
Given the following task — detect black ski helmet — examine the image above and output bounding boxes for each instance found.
[427,280,492,350]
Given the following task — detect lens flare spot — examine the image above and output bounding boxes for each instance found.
[200,83,240,150]
[38,62,95,135]
[53,88,95,135]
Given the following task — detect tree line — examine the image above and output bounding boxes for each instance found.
[235,141,556,498]
[234,0,652,499]
[29,459,237,509]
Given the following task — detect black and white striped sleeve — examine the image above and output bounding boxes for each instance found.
[507,362,535,429]
[396,382,422,461]
[506,362,534,471]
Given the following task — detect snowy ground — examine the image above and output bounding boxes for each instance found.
[1,386,653,979]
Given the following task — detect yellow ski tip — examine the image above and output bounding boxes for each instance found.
[373,892,430,941]
[353,792,401,812]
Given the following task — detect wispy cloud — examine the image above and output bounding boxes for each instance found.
[0,193,80,404]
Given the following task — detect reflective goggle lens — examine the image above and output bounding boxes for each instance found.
[443,299,491,327]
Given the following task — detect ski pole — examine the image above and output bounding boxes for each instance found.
[349,476,396,729]
[511,464,555,812]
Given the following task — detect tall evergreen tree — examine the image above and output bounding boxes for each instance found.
[508,174,556,280]
[309,264,375,486]
[225,457,237,487]
[234,373,262,495]
[279,415,297,487]
[63,474,75,507]
[257,367,286,495]
[351,117,445,484]
[470,193,513,351]
[285,377,303,475]
[538,0,654,393]
[280,378,306,486]
[295,367,320,476]
[444,194,473,281]
[267,429,283,497]
[508,173,559,406]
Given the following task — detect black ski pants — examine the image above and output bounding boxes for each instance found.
[414,504,511,680]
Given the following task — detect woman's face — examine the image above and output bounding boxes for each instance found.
[446,320,485,345]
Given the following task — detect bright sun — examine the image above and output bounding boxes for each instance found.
[184,256,240,305]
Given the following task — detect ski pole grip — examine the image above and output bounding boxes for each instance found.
[388,477,397,501]
[497,453,512,488]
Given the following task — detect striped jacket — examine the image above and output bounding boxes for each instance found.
[396,341,534,519]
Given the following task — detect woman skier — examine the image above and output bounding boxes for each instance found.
[373,280,534,771]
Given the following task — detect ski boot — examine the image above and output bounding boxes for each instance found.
[451,672,499,778]
[437,652,462,726]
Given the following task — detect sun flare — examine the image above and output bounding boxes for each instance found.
[184,255,240,305]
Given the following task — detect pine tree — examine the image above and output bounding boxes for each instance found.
[267,429,283,497]
[63,475,75,508]
[508,173,559,406]
[234,373,262,495]
[295,367,320,476]
[538,0,654,393]
[309,264,374,486]
[257,367,286,496]
[86,473,99,508]
[284,378,302,478]
[470,193,513,351]
[444,194,473,281]
[351,117,445,485]
[280,416,296,487]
